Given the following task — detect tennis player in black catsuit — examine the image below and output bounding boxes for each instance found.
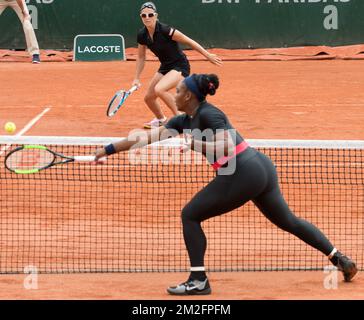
[132,2,222,129]
[95,73,358,296]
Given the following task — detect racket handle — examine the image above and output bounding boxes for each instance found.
[73,156,106,163]
[129,85,139,93]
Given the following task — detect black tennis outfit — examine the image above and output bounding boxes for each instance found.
[165,102,335,269]
[137,21,190,77]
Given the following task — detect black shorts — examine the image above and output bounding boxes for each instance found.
[158,60,190,78]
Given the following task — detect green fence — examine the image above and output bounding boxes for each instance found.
[0,0,363,50]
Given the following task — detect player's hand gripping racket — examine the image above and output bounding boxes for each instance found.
[106,85,139,117]
[4,145,106,174]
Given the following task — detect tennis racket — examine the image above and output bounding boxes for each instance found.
[106,85,139,117]
[4,145,105,174]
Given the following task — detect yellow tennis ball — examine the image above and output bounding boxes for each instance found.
[5,122,16,134]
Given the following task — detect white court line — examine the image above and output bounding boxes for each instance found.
[0,107,51,156]
[280,103,364,107]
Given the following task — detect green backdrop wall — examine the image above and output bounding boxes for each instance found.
[0,0,363,50]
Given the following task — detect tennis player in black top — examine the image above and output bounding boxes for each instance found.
[132,2,222,129]
[95,73,358,296]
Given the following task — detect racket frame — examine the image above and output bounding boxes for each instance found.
[106,85,139,117]
[4,145,99,174]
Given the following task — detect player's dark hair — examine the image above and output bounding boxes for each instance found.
[195,74,219,97]
[184,74,220,102]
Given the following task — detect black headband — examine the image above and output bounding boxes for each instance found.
[184,75,205,102]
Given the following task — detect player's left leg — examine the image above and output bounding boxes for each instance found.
[252,151,358,282]
[154,70,184,116]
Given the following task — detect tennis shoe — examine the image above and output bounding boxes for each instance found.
[330,251,358,282]
[32,54,41,64]
[167,278,211,295]
[143,117,167,129]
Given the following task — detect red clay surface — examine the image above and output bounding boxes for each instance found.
[0,55,363,299]
[1,60,364,139]
[0,272,363,300]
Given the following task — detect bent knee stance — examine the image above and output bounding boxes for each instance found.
[154,85,167,98]
[144,93,156,104]
[255,190,334,255]
[181,205,203,225]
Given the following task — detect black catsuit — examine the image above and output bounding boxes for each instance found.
[165,102,335,268]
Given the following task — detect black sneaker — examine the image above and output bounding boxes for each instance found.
[331,252,358,282]
[167,278,211,296]
[32,54,41,64]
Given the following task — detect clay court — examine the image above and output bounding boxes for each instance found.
[0,52,364,300]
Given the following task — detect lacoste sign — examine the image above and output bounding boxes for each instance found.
[73,34,126,61]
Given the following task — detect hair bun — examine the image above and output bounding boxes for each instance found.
[206,74,219,96]
[194,73,220,98]
[207,82,216,95]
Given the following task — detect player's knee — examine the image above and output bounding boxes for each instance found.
[144,93,156,104]
[181,205,198,224]
[181,206,191,222]
[23,20,32,30]
[154,85,165,98]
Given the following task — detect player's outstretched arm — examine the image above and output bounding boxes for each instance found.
[172,30,222,66]
[94,126,173,160]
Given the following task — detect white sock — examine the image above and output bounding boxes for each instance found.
[328,248,338,259]
[190,266,205,272]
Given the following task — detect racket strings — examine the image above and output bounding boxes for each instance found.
[6,148,54,170]
[107,90,128,116]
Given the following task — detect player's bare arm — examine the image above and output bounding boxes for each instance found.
[172,30,223,66]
